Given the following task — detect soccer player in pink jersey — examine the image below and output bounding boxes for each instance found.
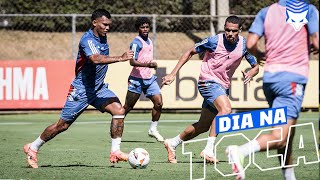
[226,0,319,179]
[123,17,164,142]
[161,16,259,164]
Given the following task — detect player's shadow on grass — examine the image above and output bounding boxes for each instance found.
[122,140,155,144]
[39,164,106,168]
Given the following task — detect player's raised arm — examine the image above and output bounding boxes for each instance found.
[89,50,134,64]
[161,47,197,87]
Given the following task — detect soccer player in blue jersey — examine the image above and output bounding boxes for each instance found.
[23,9,134,168]
[162,16,259,164]
[123,17,164,142]
[226,1,319,179]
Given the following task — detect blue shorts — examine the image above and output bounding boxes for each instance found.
[60,83,118,122]
[127,75,161,97]
[263,82,305,120]
[198,81,229,113]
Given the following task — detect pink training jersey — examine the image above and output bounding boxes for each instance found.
[130,36,154,79]
[199,34,244,89]
[264,3,309,78]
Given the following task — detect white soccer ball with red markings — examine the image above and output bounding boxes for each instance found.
[128,148,150,169]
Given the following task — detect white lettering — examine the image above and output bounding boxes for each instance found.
[0,68,12,100]
[241,113,253,129]
[274,108,286,124]
[219,117,231,132]
[232,115,240,130]
[13,67,33,100]
[34,67,48,100]
[260,110,272,126]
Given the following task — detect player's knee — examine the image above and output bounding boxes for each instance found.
[276,139,288,149]
[154,102,163,111]
[272,133,288,148]
[193,123,210,133]
[112,106,126,117]
[123,104,133,114]
[201,125,210,133]
[219,106,232,115]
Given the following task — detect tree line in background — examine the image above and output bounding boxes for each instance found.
[0,0,318,32]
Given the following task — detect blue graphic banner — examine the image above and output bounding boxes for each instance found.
[216,107,288,133]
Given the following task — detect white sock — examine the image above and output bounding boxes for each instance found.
[239,139,261,157]
[111,137,121,152]
[149,121,158,132]
[204,136,216,153]
[282,168,296,180]
[30,136,45,151]
[170,135,183,149]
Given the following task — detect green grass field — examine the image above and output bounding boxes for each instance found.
[0,112,319,180]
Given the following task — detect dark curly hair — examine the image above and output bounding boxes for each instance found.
[135,17,151,30]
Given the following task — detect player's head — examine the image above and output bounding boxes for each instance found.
[91,9,112,37]
[224,15,242,44]
[135,17,151,38]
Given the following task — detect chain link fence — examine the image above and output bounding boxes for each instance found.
[0,14,265,61]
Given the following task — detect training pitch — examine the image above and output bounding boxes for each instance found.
[0,112,318,180]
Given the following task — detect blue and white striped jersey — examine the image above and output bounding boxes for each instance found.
[72,29,110,91]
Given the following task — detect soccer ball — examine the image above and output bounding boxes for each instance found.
[128,148,150,169]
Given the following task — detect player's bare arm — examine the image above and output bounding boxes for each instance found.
[161,47,197,87]
[130,59,158,69]
[242,63,259,85]
[90,50,134,64]
[310,32,319,54]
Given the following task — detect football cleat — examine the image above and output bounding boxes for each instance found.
[23,143,39,168]
[109,150,129,163]
[200,149,219,164]
[226,145,245,180]
[148,129,164,142]
[164,139,177,163]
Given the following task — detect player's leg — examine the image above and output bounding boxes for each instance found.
[23,119,74,168]
[278,121,296,180]
[123,76,143,115]
[123,91,140,115]
[93,86,128,163]
[196,81,230,163]
[227,82,304,179]
[164,107,215,163]
[104,98,129,163]
[24,86,88,168]
[276,83,304,180]
[201,95,231,163]
[145,78,164,142]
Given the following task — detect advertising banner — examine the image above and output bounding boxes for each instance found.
[0,60,318,109]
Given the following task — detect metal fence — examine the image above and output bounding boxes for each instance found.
[0,14,258,61]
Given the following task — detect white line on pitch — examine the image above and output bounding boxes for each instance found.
[0,118,317,125]
[0,122,33,125]
[75,120,197,124]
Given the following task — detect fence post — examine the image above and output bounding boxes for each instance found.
[72,14,77,60]
[152,14,157,60]
[210,0,216,36]
[217,0,229,32]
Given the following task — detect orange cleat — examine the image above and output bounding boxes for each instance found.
[164,139,177,163]
[109,150,129,163]
[23,143,38,168]
[200,150,219,164]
